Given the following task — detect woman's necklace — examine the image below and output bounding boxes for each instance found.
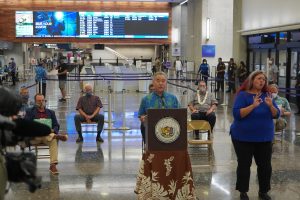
[197,91,208,105]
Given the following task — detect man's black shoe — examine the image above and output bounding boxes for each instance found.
[240,192,249,200]
[226,90,231,93]
[258,192,272,200]
[76,137,83,143]
[59,98,66,102]
[295,112,300,116]
[96,136,104,143]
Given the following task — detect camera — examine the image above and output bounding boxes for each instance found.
[0,86,50,196]
[0,115,42,193]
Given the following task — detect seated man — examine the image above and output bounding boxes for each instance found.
[25,93,67,175]
[188,80,218,139]
[74,84,104,143]
[268,84,291,131]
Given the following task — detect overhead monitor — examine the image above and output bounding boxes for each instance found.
[78,12,169,39]
[16,11,78,37]
[16,11,169,39]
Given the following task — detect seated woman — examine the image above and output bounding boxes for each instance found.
[268,84,291,131]
[188,81,218,139]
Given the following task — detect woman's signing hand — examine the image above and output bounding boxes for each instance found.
[253,93,263,108]
[265,93,273,107]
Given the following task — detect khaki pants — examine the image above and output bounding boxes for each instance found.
[30,133,58,164]
[0,155,7,200]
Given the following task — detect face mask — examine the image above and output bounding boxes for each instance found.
[36,102,45,109]
[204,62,207,64]
[271,93,277,98]
[86,91,92,96]
[199,87,206,93]
[269,61,273,65]
[21,94,29,101]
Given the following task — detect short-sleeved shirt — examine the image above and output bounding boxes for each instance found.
[274,95,291,124]
[175,60,182,71]
[57,63,68,80]
[76,95,103,115]
[138,91,180,117]
[189,91,218,112]
[35,66,47,83]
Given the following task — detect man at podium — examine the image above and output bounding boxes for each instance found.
[138,72,180,144]
[136,72,195,199]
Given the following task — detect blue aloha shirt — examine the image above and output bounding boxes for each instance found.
[138,91,180,117]
[274,95,291,124]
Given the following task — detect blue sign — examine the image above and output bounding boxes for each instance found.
[202,45,215,57]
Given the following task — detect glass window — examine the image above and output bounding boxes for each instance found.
[279,32,288,44]
[290,50,299,99]
[278,50,287,89]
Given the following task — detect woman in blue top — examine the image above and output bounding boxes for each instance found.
[198,59,210,84]
[35,60,48,97]
[230,70,280,200]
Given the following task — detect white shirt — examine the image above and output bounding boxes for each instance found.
[175,60,182,71]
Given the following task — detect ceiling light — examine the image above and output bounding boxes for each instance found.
[180,0,188,6]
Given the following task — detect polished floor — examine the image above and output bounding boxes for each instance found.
[3,72,300,200]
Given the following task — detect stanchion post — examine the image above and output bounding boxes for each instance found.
[40,80,43,95]
[105,85,117,130]
[65,72,71,99]
[119,89,130,130]
[221,78,228,106]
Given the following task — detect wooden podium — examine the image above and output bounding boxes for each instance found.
[146,108,187,151]
[136,108,195,199]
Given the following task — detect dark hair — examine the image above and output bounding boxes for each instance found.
[34,93,44,101]
[0,86,22,116]
[240,61,246,67]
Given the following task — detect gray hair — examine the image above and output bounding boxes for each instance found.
[153,71,168,81]
[84,83,93,91]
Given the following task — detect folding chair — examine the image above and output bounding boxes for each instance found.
[187,120,213,158]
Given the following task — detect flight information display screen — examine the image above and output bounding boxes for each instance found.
[78,12,169,38]
[16,11,169,39]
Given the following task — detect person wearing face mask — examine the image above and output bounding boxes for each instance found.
[188,80,218,139]
[267,58,278,84]
[268,84,291,131]
[18,86,34,118]
[25,93,68,175]
[74,84,105,143]
[56,55,68,102]
[35,60,48,97]
[198,59,210,85]
[226,58,237,93]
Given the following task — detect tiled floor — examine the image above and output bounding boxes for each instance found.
[3,72,300,200]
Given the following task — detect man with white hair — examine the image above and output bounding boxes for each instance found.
[74,84,104,143]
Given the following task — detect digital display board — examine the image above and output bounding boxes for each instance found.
[78,12,169,38]
[16,11,169,39]
[34,11,77,37]
[202,45,216,57]
[16,11,34,37]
